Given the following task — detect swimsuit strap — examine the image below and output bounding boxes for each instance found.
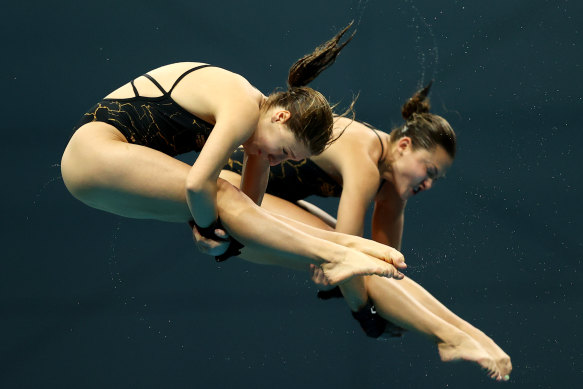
[377,179,386,194]
[130,80,140,97]
[143,74,168,95]
[361,121,384,164]
[168,64,213,94]
[361,121,387,194]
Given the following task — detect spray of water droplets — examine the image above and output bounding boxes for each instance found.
[349,0,370,29]
[107,221,179,346]
[403,0,440,89]
[27,163,62,222]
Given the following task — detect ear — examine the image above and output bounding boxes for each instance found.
[397,136,412,153]
[271,110,291,124]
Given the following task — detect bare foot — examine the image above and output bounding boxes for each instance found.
[438,332,504,381]
[455,324,512,381]
[470,331,512,381]
[319,249,404,285]
[340,234,407,270]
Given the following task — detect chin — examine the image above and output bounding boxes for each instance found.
[400,190,412,201]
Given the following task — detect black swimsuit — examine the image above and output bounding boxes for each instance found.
[225,149,343,203]
[76,64,243,261]
[75,64,214,156]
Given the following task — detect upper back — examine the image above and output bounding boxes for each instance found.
[105,62,264,125]
[312,117,384,191]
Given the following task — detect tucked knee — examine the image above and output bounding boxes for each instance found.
[61,142,105,206]
[216,178,255,217]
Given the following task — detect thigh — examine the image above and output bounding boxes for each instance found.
[61,122,192,222]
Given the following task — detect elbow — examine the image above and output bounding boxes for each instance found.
[185,174,202,194]
[185,172,211,196]
[185,177,201,194]
[186,174,223,201]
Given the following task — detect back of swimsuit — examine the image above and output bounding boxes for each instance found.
[75,64,214,157]
[224,148,343,203]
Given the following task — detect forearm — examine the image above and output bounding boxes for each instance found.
[240,153,269,205]
[371,199,406,249]
[186,178,218,227]
[341,205,405,310]
[332,204,372,310]
[372,213,404,249]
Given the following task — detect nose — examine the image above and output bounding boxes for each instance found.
[267,154,283,166]
[268,151,288,166]
[421,177,433,191]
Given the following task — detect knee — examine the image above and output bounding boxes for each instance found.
[219,170,242,187]
[216,178,239,199]
[60,141,102,205]
[61,145,85,199]
[216,178,238,209]
[216,178,254,215]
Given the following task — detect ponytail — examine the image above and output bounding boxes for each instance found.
[401,81,432,120]
[263,22,356,155]
[391,81,457,158]
[287,21,355,88]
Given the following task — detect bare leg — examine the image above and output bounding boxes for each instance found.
[212,179,405,284]
[220,171,511,380]
[366,276,511,380]
[220,172,404,268]
[61,123,403,285]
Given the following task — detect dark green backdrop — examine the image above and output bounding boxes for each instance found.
[1,0,581,388]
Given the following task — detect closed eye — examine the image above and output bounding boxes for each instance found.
[426,166,439,180]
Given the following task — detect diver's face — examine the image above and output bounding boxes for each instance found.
[391,138,453,200]
[247,109,310,166]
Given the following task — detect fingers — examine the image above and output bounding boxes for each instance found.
[370,263,404,280]
[310,264,331,287]
[386,248,407,269]
[190,224,230,256]
[392,269,405,280]
[214,228,229,239]
[198,237,230,256]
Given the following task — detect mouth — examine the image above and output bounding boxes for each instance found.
[412,185,422,195]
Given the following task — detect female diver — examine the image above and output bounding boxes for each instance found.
[221,84,512,381]
[60,23,406,287]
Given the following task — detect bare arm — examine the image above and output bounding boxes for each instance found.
[240,151,270,205]
[185,99,258,228]
[371,183,407,249]
[334,180,379,310]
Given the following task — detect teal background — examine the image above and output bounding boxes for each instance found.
[1,0,581,388]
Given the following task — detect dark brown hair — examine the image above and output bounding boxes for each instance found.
[390,81,457,158]
[261,22,355,155]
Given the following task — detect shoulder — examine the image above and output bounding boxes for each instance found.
[333,117,383,151]
[326,118,384,169]
[166,62,264,126]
